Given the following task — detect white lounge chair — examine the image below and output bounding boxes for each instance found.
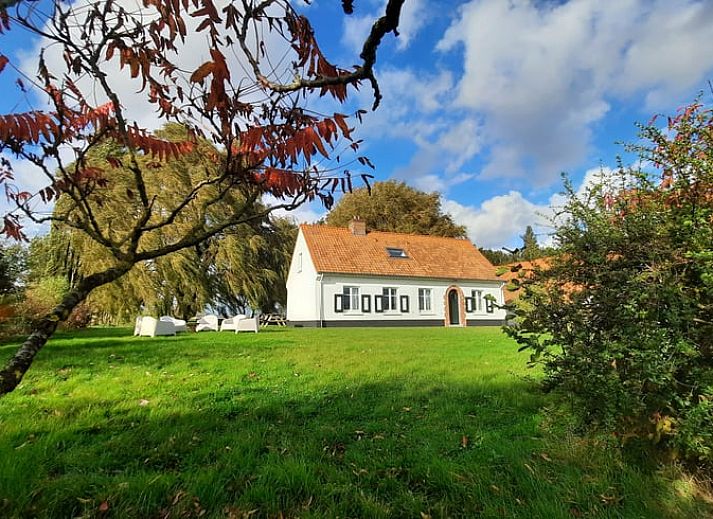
[160,315,187,333]
[139,316,176,337]
[220,315,246,331]
[196,315,219,332]
[236,315,259,333]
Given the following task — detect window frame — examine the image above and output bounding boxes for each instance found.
[418,288,432,312]
[382,287,397,311]
[342,286,360,312]
[472,290,483,313]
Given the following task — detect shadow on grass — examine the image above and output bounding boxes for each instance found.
[2,377,710,518]
[1,328,710,518]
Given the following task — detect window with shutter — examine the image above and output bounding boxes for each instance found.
[361,294,371,313]
[400,295,409,313]
[374,295,384,313]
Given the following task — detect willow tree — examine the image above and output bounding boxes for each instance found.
[0,0,405,395]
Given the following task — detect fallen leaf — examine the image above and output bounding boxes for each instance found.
[460,435,469,448]
[172,490,185,505]
[98,500,110,513]
[540,452,552,462]
[139,399,149,406]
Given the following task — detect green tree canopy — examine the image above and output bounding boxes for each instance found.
[325,180,466,237]
[0,242,26,296]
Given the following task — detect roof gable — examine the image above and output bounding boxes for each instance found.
[300,224,499,281]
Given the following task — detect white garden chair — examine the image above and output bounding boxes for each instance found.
[196,315,219,332]
[160,315,187,333]
[220,315,246,332]
[236,315,259,333]
[138,316,176,337]
[133,316,143,336]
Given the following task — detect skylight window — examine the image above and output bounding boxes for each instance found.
[386,247,408,258]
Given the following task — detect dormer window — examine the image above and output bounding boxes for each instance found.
[386,247,407,258]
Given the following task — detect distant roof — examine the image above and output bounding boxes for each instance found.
[300,224,500,281]
[499,258,552,302]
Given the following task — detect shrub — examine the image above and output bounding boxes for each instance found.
[506,102,713,467]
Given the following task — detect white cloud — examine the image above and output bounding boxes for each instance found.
[393,0,426,50]
[437,0,713,185]
[444,192,550,249]
[341,13,375,55]
[266,197,325,224]
[392,117,481,192]
[445,165,624,249]
[341,0,427,53]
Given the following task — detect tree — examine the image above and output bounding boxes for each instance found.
[506,102,713,465]
[0,241,26,296]
[478,248,512,266]
[479,225,547,265]
[325,180,467,237]
[0,0,406,395]
[34,124,297,322]
[520,225,540,261]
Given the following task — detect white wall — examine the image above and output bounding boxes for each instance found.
[320,274,506,323]
[286,230,320,322]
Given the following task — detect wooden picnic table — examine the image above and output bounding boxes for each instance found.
[260,314,287,327]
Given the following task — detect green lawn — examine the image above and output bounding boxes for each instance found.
[0,327,709,518]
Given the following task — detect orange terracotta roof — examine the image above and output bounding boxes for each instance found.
[300,224,500,281]
[500,258,552,302]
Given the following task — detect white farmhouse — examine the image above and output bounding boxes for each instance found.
[286,219,506,327]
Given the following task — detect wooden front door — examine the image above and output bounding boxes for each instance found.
[447,289,460,325]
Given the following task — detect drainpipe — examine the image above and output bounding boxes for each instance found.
[316,274,324,328]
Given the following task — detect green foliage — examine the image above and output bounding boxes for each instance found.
[0,327,709,518]
[506,102,713,468]
[479,248,513,265]
[0,242,27,296]
[13,276,90,332]
[520,225,540,261]
[480,226,553,265]
[325,180,467,237]
[40,124,296,321]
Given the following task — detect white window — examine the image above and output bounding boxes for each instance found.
[418,288,432,312]
[472,290,483,312]
[382,287,397,311]
[343,286,359,311]
[297,252,302,273]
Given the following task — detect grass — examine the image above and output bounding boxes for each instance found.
[0,327,710,518]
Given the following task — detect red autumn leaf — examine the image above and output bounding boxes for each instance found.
[190,61,214,83]
[333,113,352,140]
[0,55,8,74]
[98,501,110,513]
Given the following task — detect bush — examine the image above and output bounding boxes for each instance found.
[507,102,713,467]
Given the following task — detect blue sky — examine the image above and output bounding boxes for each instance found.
[2,0,713,248]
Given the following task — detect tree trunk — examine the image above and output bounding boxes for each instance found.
[0,264,130,396]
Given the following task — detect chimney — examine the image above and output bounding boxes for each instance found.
[348,216,366,236]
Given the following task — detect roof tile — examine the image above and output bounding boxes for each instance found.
[301,224,500,281]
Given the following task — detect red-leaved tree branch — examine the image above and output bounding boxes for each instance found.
[0,0,405,395]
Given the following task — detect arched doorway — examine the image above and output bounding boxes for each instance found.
[447,288,460,326]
